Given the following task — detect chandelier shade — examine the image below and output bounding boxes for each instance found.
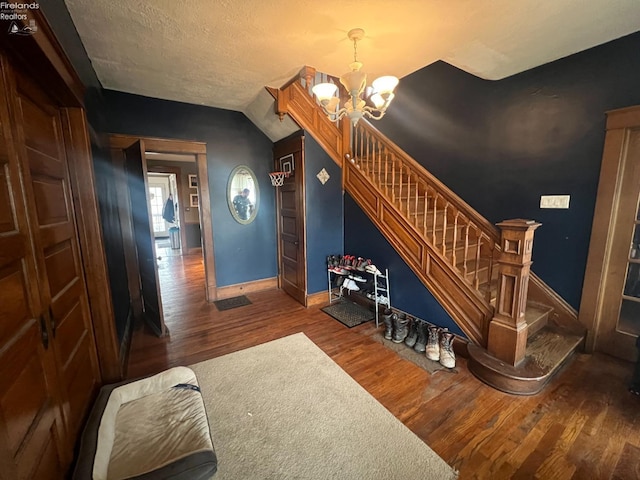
[311,28,398,125]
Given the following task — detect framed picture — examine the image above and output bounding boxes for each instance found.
[190,193,199,208]
[279,153,294,176]
[188,174,198,189]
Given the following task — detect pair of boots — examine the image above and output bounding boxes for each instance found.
[382,309,408,343]
[425,326,456,369]
[381,310,456,369]
[404,317,428,353]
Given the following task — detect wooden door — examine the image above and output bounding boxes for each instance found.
[581,106,640,361]
[0,58,68,480]
[274,135,306,305]
[125,141,167,336]
[9,67,101,447]
[593,128,640,361]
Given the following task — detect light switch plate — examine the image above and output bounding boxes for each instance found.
[540,195,570,209]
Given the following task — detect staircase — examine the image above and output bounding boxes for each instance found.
[268,68,586,395]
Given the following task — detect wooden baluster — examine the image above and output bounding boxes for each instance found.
[432,193,438,246]
[486,239,494,301]
[474,228,482,289]
[452,211,458,266]
[358,127,364,164]
[374,138,380,185]
[416,177,421,227]
[406,167,411,217]
[441,203,448,257]
[463,223,470,278]
[390,155,396,202]
[365,131,370,176]
[376,141,382,186]
[422,185,428,236]
[397,159,403,205]
[383,152,388,197]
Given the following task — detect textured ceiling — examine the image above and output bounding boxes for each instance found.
[64,0,640,139]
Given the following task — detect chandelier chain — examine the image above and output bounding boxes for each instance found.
[353,37,358,63]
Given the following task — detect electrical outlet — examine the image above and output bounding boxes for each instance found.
[540,195,570,209]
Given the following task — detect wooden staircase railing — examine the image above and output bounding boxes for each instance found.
[269,67,583,364]
[346,122,498,345]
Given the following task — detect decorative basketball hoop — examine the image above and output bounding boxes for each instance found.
[269,171,289,187]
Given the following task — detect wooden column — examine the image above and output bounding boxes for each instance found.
[488,219,541,365]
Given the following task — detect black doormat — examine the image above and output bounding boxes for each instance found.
[214,295,252,311]
[321,300,374,328]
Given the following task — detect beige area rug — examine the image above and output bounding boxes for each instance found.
[190,333,458,480]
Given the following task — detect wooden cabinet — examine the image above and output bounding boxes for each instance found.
[580,105,640,362]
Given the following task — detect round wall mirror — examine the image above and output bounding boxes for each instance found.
[227,165,259,224]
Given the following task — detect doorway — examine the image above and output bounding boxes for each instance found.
[109,135,217,347]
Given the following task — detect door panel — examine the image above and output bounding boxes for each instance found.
[274,135,306,305]
[125,141,166,336]
[10,67,100,448]
[0,58,67,478]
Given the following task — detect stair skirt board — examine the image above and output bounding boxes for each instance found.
[468,328,584,395]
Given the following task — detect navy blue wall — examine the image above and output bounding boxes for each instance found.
[101,90,277,287]
[367,31,640,309]
[344,194,464,336]
[304,134,344,294]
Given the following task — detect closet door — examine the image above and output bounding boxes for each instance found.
[0,58,67,479]
[8,66,101,445]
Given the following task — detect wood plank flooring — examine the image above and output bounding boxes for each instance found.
[127,253,640,479]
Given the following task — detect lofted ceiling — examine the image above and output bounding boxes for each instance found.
[64,0,640,140]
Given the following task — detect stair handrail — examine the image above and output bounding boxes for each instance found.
[353,120,501,246]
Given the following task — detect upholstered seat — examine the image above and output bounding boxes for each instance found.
[73,367,217,480]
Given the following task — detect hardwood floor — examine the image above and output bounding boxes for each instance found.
[127,254,640,479]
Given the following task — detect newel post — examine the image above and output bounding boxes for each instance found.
[488,219,541,366]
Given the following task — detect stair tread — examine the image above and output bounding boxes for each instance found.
[525,325,583,372]
[524,303,552,330]
[468,324,584,395]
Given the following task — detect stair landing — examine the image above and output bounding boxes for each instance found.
[468,325,584,395]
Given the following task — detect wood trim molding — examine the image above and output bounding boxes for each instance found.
[196,152,216,301]
[109,134,206,154]
[0,9,84,107]
[275,82,344,168]
[216,277,278,300]
[306,291,329,308]
[109,135,217,303]
[62,108,122,382]
[579,104,640,354]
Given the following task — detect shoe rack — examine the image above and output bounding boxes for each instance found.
[327,255,391,326]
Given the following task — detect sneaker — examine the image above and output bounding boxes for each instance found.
[425,326,440,361]
[377,295,389,306]
[356,258,370,271]
[349,274,366,283]
[365,264,383,276]
[439,329,456,368]
[344,279,360,291]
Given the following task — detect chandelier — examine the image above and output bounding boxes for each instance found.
[312,28,399,125]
